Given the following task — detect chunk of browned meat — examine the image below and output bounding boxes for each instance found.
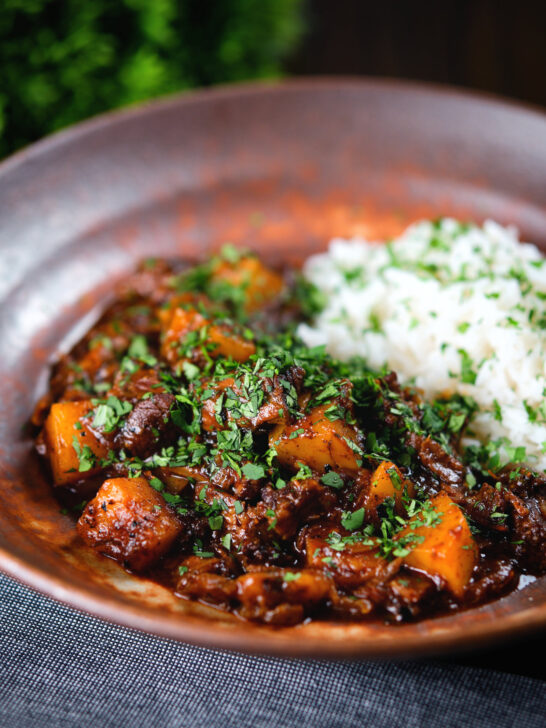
[504,490,546,571]
[176,555,238,607]
[201,373,295,432]
[260,478,337,541]
[119,392,175,458]
[77,477,182,571]
[236,568,333,624]
[385,571,436,619]
[464,557,518,606]
[110,368,166,401]
[305,526,400,591]
[197,485,277,563]
[409,433,465,486]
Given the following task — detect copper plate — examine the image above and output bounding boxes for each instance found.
[0,79,545,658]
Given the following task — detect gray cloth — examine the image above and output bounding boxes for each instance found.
[0,573,544,728]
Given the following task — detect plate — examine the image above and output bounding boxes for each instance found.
[0,79,545,658]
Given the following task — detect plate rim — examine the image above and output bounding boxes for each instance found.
[1,75,545,182]
[2,544,545,659]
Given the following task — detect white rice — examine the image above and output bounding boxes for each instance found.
[298,218,546,471]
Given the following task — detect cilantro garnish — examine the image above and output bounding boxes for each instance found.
[283,572,301,582]
[71,436,97,472]
[321,471,344,489]
[241,463,265,480]
[341,508,365,531]
[92,396,133,433]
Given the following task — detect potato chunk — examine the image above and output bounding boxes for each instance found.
[211,256,284,312]
[270,405,361,475]
[367,461,414,511]
[77,477,182,571]
[401,492,477,598]
[160,307,255,366]
[44,401,108,485]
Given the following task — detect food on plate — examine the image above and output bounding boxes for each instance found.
[299,218,546,471]
[32,222,546,625]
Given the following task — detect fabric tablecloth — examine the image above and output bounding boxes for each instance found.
[0,573,544,728]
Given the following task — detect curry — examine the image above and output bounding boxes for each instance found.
[32,247,546,625]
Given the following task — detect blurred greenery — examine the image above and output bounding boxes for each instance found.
[0,0,304,158]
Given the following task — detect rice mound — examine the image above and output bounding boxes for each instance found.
[298,218,546,471]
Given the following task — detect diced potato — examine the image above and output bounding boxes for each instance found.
[211,256,284,312]
[368,461,414,511]
[44,401,108,485]
[157,292,212,332]
[77,477,182,571]
[160,307,255,366]
[401,492,477,598]
[269,405,361,475]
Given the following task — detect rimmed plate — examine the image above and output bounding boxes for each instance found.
[0,78,545,658]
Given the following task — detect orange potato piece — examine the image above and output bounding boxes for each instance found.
[369,461,414,510]
[161,307,255,365]
[43,401,108,485]
[211,256,284,312]
[157,292,211,329]
[269,405,361,475]
[401,492,477,598]
[77,477,182,571]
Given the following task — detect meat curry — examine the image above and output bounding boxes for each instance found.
[32,247,546,625]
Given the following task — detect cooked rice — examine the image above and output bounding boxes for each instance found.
[298,218,546,471]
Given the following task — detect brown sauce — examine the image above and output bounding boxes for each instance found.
[32,249,546,625]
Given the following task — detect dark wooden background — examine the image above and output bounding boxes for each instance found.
[289,0,546,109]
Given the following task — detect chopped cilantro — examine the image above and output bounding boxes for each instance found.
[341,508,365,531]
[149,477,164,492]
[71,436,97,472]
[283,572,301,582]
[241,463,265,480]
[321,471,344,489]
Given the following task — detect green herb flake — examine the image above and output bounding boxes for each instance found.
[321,471,344,489]
[283,572,301,582]
[341,508,365,531]
[241,463,265,480]
[149,477,164,492]
[208,514,224,531]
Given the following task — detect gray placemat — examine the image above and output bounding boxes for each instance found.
[0,573,544,728]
